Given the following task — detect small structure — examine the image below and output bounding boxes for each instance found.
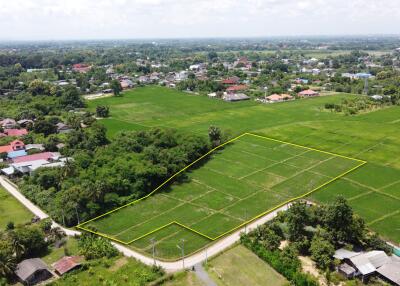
[223,93,250,102]
[221,76,240,85]
[0,140,25,154]
[53,256,82,276]
[56,123,72,134]
[15,258,52,285]
[338,263,357,279]
[298,89,319,97]
[72,63,91,73]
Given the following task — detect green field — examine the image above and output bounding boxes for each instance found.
[0,187,32,230]
[206,245,288,286]
[86,86,400,253]
[80,133,363,259]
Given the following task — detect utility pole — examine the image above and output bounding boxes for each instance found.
[177,239,186,269]
[74,205,80,225]
[244,209,248,234]
[150,238,156,266]
[205,247,208,265]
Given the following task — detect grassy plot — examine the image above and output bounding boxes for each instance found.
[80,133,362,259]
[0,187,32,230]
[206,245,288,286]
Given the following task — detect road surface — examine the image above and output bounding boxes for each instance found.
[0,175,289,271]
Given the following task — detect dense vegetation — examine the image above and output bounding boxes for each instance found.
[21,128,210,226]
[241,197,392,285]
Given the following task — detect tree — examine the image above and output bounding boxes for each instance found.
[33,120,57,137]
[260,227,281,251]
[0,241,16,279]
[28,79,50,96]
[286,201,309,241]
[111,80,122,96]
[323,196,354,245]
[59,86,85,109]
[208,126,222,147]
[78,234,118,260]
[96,105,110,118]
[310,235,334,270]
[11,225,47,258]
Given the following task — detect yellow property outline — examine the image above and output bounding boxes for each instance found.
[77,132,367,246]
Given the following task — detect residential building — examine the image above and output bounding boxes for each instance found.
[15,258,52,285]
[298,89,319,97]
[53,256,82,276]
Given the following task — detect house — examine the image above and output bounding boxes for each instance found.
[25,144,44,151]
[53,256,82,276]
[72,63,91,73]
[226,85,248,93]
[334,248,399,284]
[56,123,72,134]
[0,140,25,154]
[265,94,294,103]
[7,149,28,159]
[13,152,60,164]
[120,79,134,89]
[1,129,28,137]
[15,258,53,285]
[17,119,34,128]
[298,89,319,97]
[0,118,17,129]
[376,260,400,286]
[175,71,188,81]
[221,76,240,85]
[223,93,250,102]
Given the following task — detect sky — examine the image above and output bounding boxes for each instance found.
[1,0,400,40]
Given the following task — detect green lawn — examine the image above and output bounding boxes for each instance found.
[86,86,400,250]
[41,237,79,265]
[0,187,33,230]
[81,133,361,259]
[206,245,288,286]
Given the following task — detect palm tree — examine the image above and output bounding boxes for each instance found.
[0,250,16,278]
[9,233,25,260]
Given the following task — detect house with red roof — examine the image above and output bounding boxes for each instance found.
[226,85,248,93]
[72,63,91,73]
[52,256,82,276]
[265,94,294,103]
[0,129,28,137]
[221,76,240,85]
[298,89,319,97]
[0,140,25,154]
[12,152,60,164]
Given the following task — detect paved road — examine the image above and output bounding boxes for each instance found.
[0,175,289,271]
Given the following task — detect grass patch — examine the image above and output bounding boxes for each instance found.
[0,187,33,230]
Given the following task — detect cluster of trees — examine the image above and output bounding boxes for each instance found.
[78,233,118,260]
[325,95,399,115]
[243,196,391,278]
[21,128,211,226]
[0,219,64,283]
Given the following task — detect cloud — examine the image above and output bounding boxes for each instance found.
[0,0,399,40]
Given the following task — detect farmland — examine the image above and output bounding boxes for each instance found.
[86,86,400,255]
[80,132,363,259]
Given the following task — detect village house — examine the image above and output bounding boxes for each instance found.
[72,63,91,73]
[298,89,319,97]
[15,258,53,285]
[56,123,72,134]
[264,93,294,103]
[0,128,28,137]
[221,76,240,85]
[53,256,82,276]
[226,84,248,93]
[334,248,400,285]
[0,118,17,129]
[222,93,250,102]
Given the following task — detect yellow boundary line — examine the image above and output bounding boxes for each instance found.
[76,132,367,246]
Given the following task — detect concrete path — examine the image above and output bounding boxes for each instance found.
[194,263,217,286]
[0,175,290,271]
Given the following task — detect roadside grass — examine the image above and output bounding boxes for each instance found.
[206,245,288,286]
[160,271,204,286]
[41,237,79,265]
[82,134,361,259]
[0,187,33,230]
